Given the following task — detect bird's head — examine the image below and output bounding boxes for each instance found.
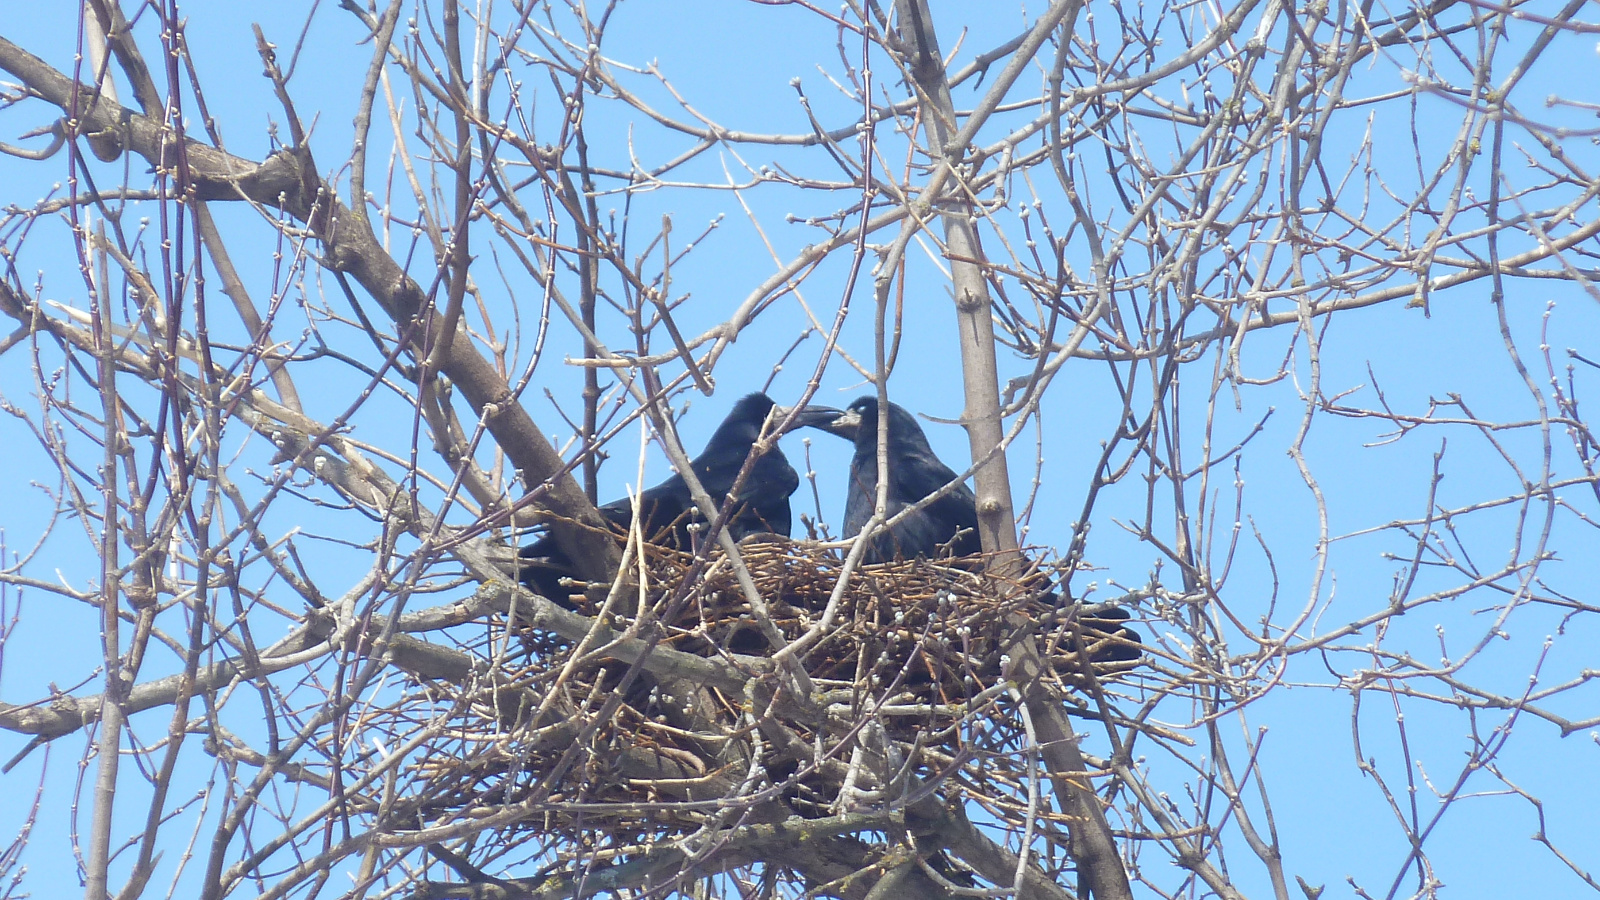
[792,395,869,443]
[699,393,781,450]
[728,392,778,423]
[818,396,935,453]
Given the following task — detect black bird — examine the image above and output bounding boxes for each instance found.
[820,396,981,563]
[518,392,843,607]
[812,395,1142,661]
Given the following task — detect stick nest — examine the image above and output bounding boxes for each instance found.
[406,538,1139,850]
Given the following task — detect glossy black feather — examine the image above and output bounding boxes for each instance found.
[834,397,981,563]
[518,393,838,606]
[811,397,1143,661]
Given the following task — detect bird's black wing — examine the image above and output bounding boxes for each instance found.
[843,454,906,561]
[725,447,799,539]
[843,459,975,562]
[842,455,876,542]
[629,474,695,548]
[892,444,981,557]
[516,500,634,608]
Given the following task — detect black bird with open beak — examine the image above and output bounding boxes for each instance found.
[517,392,843,608]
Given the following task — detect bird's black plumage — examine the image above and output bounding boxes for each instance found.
[824,396,981,563]
[811,395,1143,662]
[518,393,842,607]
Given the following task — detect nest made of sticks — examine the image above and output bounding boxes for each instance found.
[406,539,1140,845]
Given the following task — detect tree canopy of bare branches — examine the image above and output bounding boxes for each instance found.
[1,1,1598,899]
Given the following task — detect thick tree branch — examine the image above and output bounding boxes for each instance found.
[889,3,1133,898]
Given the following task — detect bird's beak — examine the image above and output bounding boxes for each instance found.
[818,406,862,440]
[773,403,853,437]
